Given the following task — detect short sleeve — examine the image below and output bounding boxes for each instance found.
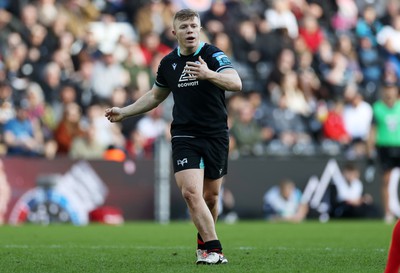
[155,58,169,88]
[205,46,234,73]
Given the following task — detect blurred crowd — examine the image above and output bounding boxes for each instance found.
[0,0,399,160]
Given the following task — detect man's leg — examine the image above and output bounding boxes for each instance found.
[385,220,400,273]
[382,170,394,223]
[196,177,223,250]
[203,177,223,222]
[175,169,218,242]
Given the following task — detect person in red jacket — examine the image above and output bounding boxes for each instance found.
[298,14,324,53]
[322,99,351,145]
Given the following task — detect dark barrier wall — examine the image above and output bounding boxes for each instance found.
[0,156,385,223]
[1,158,155,223]
[170,156,384,219]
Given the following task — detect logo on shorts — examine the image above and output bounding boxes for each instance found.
[177,158,188,166]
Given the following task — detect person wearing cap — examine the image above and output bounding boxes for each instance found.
[367,82,400,223]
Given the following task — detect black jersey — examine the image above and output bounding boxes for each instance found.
[155,42,234,138]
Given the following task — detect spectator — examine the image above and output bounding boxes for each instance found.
[263,178,308,222]
[122,41,151,94]
[377,14,400,56]
[3,99,45,157]
[322,99,351,146]
[71,60,96,112]
[266,48,296,97]
[355,0,387,20]
[132,106,168,158]
[90,44,129,101]
[0,81,15,138]
[58,0,100,39]
[298,14,325,53]
[268,95,312,152]
[355,5,383,47]
[357,36,383,102]
[51,33,76,79]
[297,50,320,102]
[330,162,379,218]
[4,36,30,89]
[265,0,299,39]
[39,62,64,106]
[43,14,69,58]
[88,9,137,54]
[313,39,334,99]
[380,0,400,27]
[24,81,46,126]
[230,100,266,157]
[86,103,125,150]
[270,71,312,117]
[35,0,60,28]
[54,102,85,155]
[377,14,400,80]
[246,91,275,143]
[201,0,237,38]
[134,0,175,38]
[69,123,105,160]
[322,51,354,99]
[139,31,172,67]
[343,84,372,157]
[331,0,358,35]
[18,4,40,45]
[50,83,79,127]
[336,35,363,86]
[306,0,338,34]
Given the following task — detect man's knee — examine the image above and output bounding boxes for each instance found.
[181,187,202,205]
[203,191,219,208]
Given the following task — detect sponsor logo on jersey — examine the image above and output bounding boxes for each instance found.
[212,51,231,66]
[177,65,199,88]
[172,63,177,70]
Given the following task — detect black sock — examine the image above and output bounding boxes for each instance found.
[197,233,205,249]
[204,240,222,253]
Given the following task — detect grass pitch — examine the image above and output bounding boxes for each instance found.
[0,220,394,273]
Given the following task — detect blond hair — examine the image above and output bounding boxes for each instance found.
[173,9,200,25]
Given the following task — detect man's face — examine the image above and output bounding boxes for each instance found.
[173,16,201,53]
[383,86,399,103]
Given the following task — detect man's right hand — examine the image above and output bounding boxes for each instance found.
[105,107,124,123]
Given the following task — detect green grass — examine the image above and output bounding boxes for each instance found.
[0,220,394,273]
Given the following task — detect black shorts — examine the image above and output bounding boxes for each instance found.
[377,146,400,171]
[171,135,229,179]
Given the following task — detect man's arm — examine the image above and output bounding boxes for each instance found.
[105,85,171,122]
[186,56,242,92]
